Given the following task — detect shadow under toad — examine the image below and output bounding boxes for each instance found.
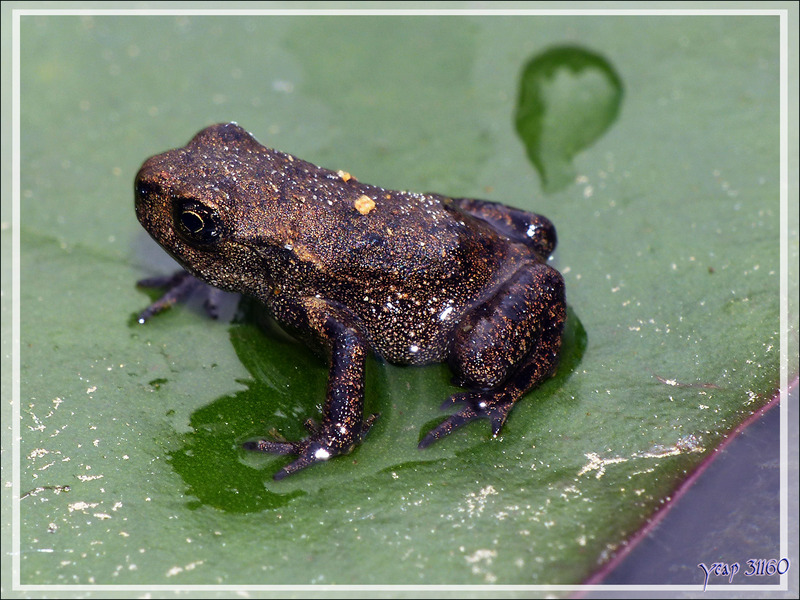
[166,300,586,513]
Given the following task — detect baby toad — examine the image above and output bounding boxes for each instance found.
[135,123,566,479]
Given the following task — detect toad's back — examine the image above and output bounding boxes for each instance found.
[261,168,531,365]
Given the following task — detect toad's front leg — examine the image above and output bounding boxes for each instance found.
[136,270,225,322]
[244,299,378,479]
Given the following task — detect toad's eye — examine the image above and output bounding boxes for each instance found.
[173,199,222,244]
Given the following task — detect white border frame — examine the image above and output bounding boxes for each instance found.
[7,4,795,595]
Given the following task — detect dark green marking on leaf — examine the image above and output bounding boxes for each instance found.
[167,390,308,512]
[515,45,623,192]
[148,377,169,389]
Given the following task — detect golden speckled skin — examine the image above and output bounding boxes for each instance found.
[136,123,566,479]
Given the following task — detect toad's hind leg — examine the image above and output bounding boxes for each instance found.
[419,262,565,449]
[451,197,557,259]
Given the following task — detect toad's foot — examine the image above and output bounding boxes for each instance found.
[244,415,379,480]
[136,270,223,323]
[418,390,516,449]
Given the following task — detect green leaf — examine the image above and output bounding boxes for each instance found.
[9,13,791,587]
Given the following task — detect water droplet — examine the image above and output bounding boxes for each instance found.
[515,45,623,192]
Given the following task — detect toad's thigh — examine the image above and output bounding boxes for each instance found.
[451,197,557,257]
[450,263,565,389]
